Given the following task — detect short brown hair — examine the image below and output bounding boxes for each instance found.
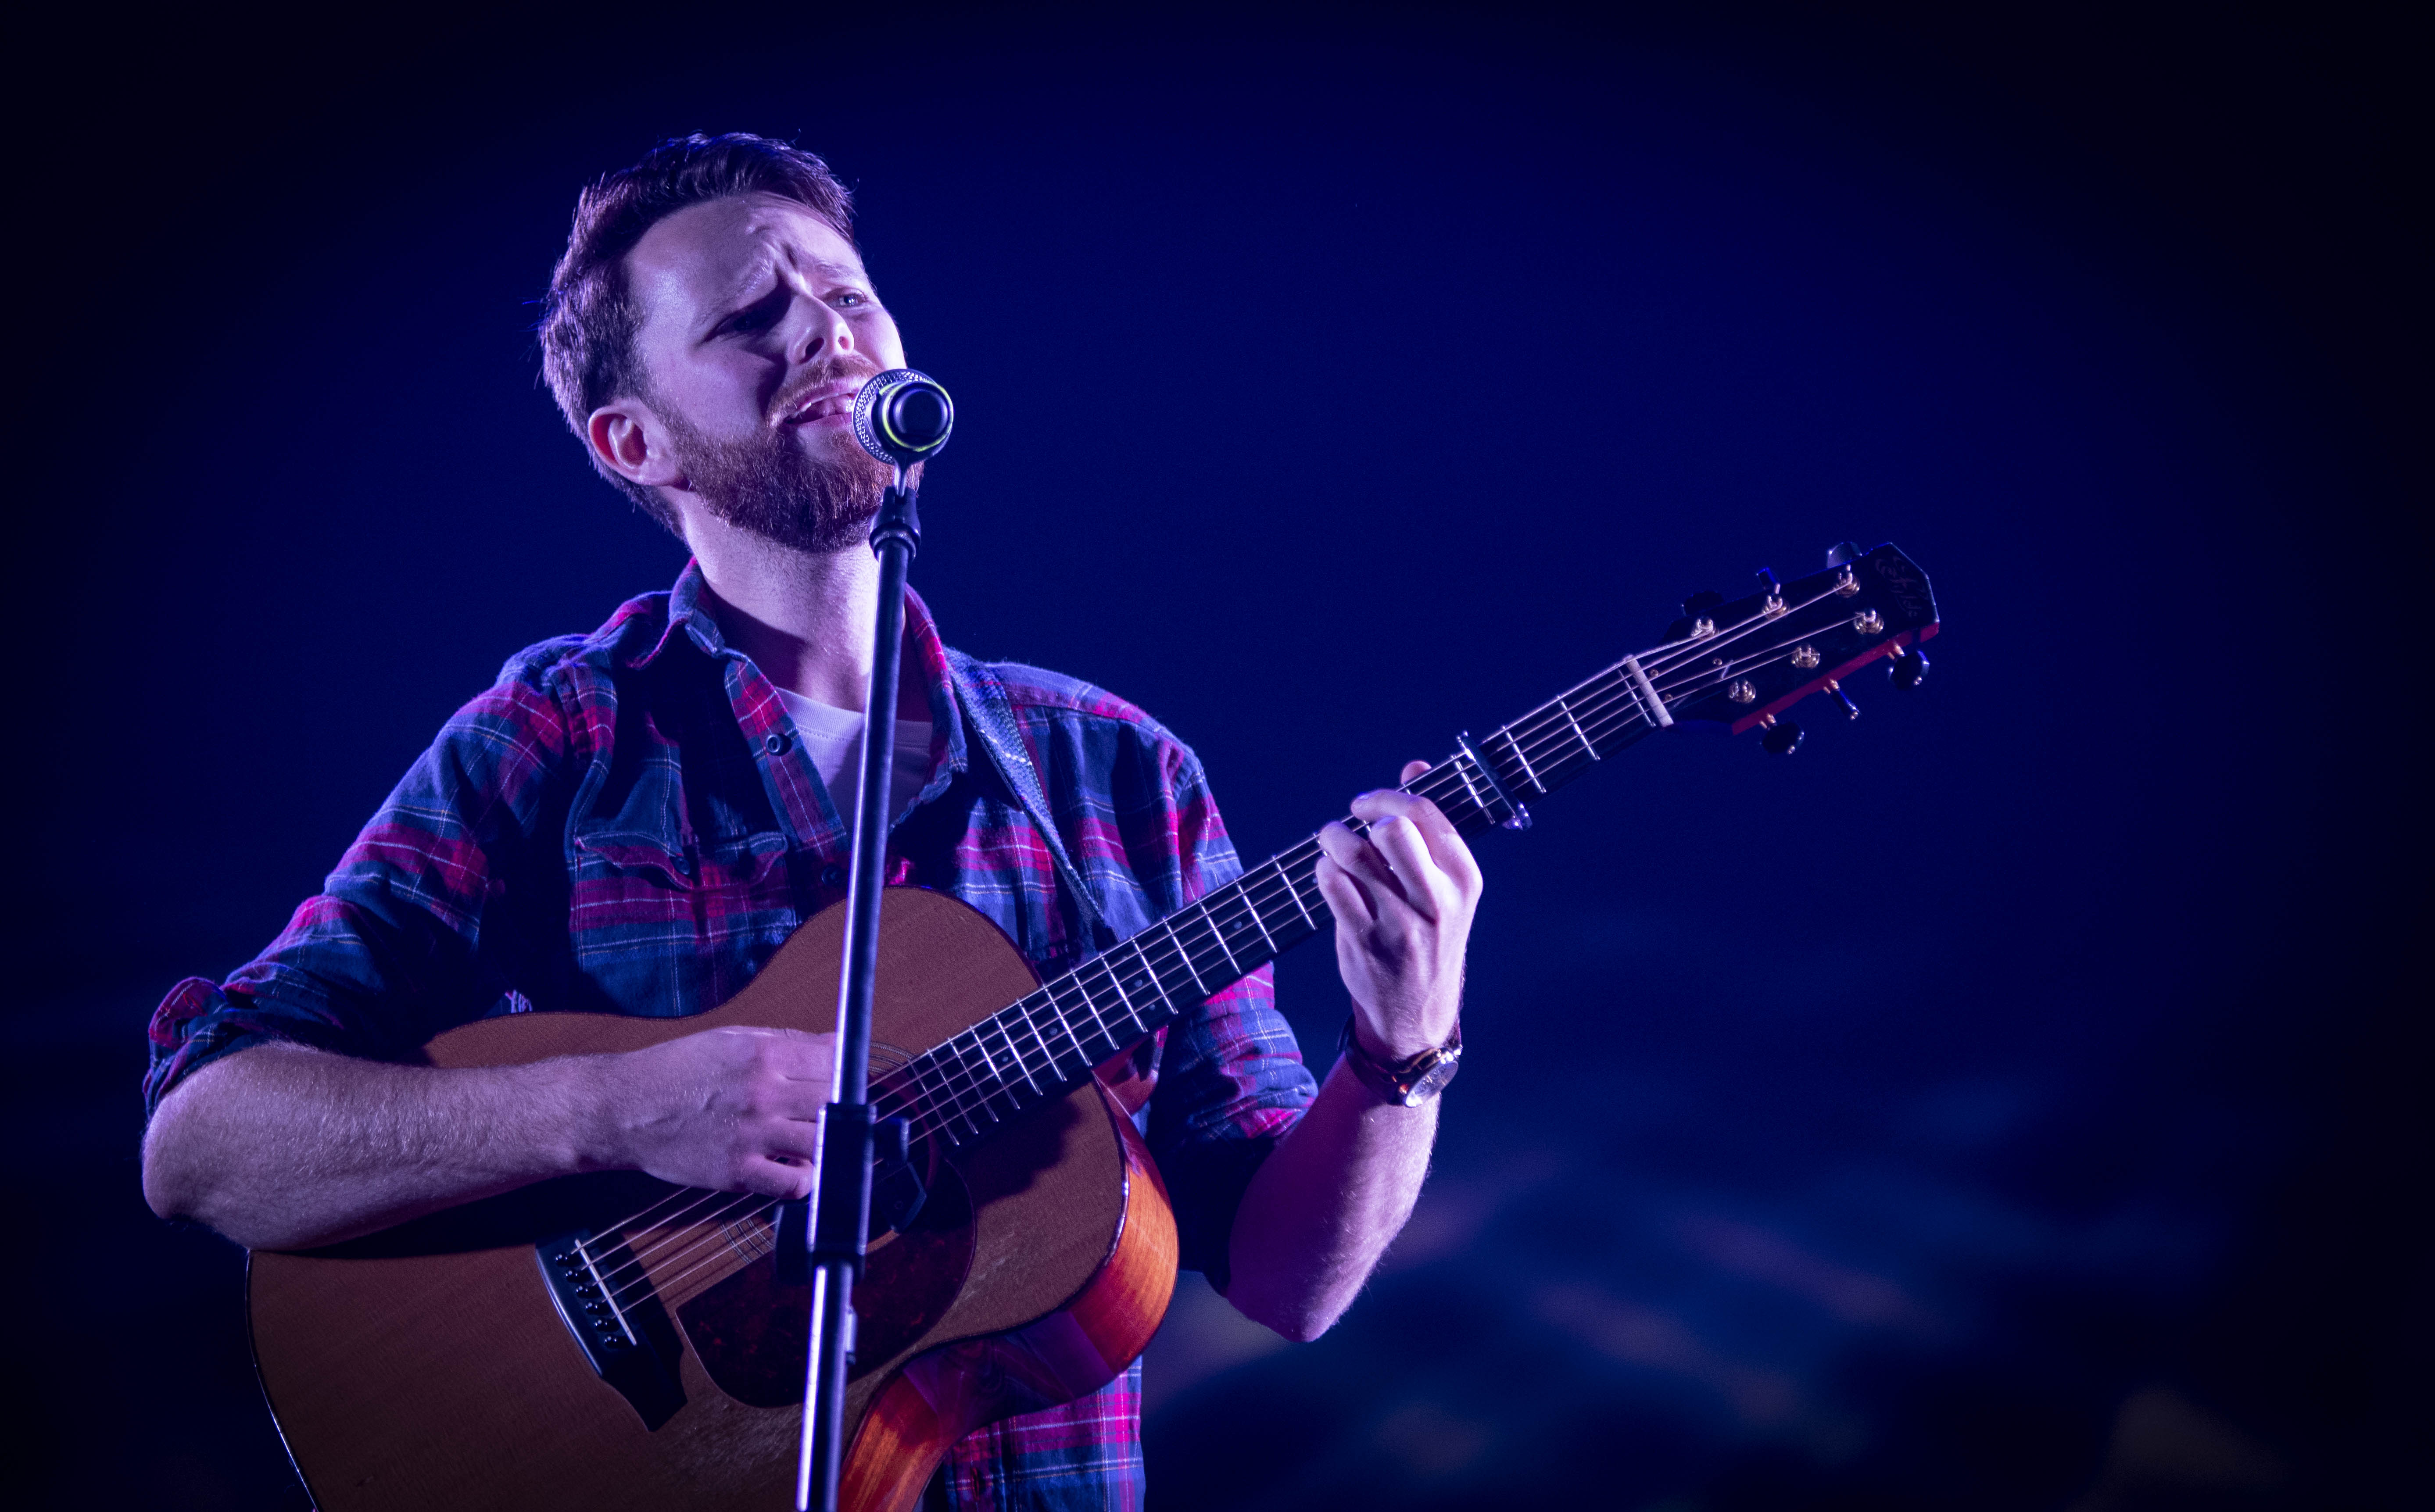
[539,132,856,530]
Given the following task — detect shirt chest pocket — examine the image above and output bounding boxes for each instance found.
[568,825,792,930]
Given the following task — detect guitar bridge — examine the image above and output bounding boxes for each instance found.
[537,1229,688,1430]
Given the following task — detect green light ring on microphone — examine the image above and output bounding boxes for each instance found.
[851,368,954,467]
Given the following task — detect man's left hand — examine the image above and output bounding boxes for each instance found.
[1314,761,1483,1063]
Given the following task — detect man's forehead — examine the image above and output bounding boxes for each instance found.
[628,193,866,313]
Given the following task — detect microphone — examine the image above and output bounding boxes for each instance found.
[850,369,954,469]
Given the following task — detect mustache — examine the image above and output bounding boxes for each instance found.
[767,358,884,426]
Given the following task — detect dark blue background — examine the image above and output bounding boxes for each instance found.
[12,5,2421,1508]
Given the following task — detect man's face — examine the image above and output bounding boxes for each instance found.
[612,192,908,551]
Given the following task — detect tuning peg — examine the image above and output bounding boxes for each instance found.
[1755,567,1780,596]
[1826,542,1864,567]
[1825,679,1860,718]
[1758,715,1803,755]
[1667,589,1725,643]
[1888,645,1929,690]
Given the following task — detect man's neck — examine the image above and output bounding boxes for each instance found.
[683,511,927,718]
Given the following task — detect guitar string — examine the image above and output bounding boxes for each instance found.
[599,1172,806,1252]
[577,1189,775,1283]
[610,1200,785,1307]
[573,597,1895,1275]
[635,1209,790,1304]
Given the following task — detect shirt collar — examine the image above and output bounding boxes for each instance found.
[631,558,969,778]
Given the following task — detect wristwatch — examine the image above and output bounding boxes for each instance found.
[1339,1015,1463,1108]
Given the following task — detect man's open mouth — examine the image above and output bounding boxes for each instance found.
[780,382,863,426]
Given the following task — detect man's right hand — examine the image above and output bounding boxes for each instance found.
[592,1027,837,1199]
[143,1026,840,1251]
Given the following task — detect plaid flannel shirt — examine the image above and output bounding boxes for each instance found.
[145,561,1318,1510]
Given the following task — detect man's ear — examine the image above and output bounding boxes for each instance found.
[587,400,687,490]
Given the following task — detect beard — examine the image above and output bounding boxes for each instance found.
[660,400,894,554]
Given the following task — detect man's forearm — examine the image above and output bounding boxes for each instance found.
[141,1042,609,1251]
[1222,1058,1438,1342]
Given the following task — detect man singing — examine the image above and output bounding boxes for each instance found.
[140,132,1479,1508]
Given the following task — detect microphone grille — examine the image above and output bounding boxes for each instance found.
[851,369,954,466]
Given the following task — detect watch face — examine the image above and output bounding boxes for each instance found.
[1407,1056,1461,1103]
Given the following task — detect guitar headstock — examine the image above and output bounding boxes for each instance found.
[1651,543,1940,751]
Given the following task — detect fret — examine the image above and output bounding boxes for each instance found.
[1203,894,1245,976]
[1451,750,1490,822]
[1253,894,1300,957]
[905,1047,960,1130]
[1185,905,1239,987]
[1157,915,1209,999]
[1084,969,1128,1043]
[935,1065,982,1141]
[1556,692,1599,760]
[914,1051,961,1127]
[1237,880,1282,955]
[1207,888,1249,963]
[1034,987,1087,1073]
[1094,952,1146,1037]
[1114,950,1167,1018]
[1117,950,1161,1028]
[1275,857,1318,931]
[1049,979,1099,1065]
[1014,997,1064,1081]
[986,1015,1038,1097]
[944,1033,998,1124]
[1207,891,1266,974]
[945,1051,993,1120]
[1500,725,1544,794]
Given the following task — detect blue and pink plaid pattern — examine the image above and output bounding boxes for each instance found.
[146,561,1317,1509]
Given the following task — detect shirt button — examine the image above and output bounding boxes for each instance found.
[675,855,695,877]
[764,732,791,755]
[820,865,844,886]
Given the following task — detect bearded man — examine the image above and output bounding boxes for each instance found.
[140,132,1479,1510]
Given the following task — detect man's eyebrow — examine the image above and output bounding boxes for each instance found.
[699,255,780,330]
[695,250,869,336]
[800,254,867,283]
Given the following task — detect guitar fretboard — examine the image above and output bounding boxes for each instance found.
[870,647,1681,1144]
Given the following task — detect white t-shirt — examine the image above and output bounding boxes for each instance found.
[772,688,936,824]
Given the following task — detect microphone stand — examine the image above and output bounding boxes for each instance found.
[784,465,921,1512]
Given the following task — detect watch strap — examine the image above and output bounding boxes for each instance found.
[1338,1016,1463,1108]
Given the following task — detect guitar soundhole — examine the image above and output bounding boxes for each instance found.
[676,1157,977,1408]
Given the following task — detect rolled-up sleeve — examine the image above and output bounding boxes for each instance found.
[1140,754,1318,1287]
[143,666,577,1116]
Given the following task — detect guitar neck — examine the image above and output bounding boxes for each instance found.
[876,542,1941,1147]
[873,650,1671,1146]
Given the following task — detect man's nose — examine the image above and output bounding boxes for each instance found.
[789,299,856,368]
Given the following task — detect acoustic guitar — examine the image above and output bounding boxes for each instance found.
[246,543,1940,1510]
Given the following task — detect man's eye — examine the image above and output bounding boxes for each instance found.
[724,307,779,335]
[832,290,868,309]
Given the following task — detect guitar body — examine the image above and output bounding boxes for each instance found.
[247,887,1179,1512]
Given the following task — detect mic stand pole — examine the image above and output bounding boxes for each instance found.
[786,466,920,1512]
